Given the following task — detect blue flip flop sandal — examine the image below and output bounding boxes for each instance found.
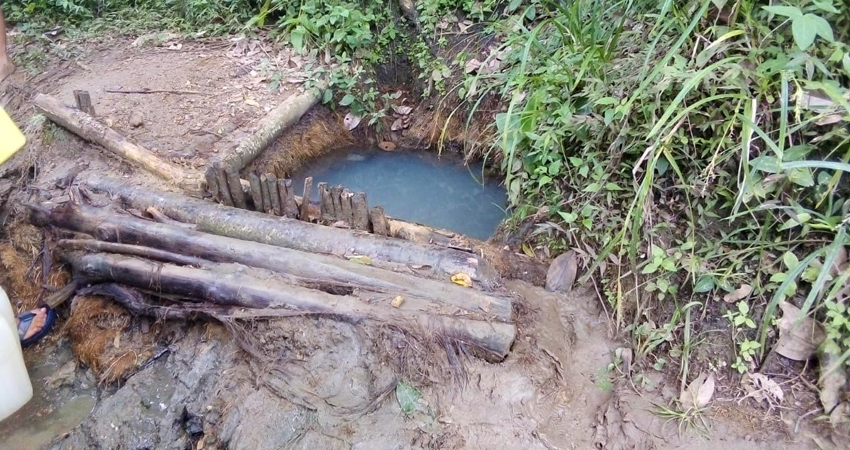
[17,306,57,347]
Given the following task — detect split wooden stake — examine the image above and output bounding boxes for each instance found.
[318,182,333,221]
[248,173,264,211]
[370,206,389,236]
[265,173,282,215]
[224,165,247,209]
[340,189,354,225]
[73,90,95,116]
[280,179,299,218]
[259,174,272,214]
[214,163,234,207]
[300,177,313,221]
[352,192,370,231]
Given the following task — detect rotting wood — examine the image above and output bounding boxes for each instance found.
[351,192,370,231]
[44,280,81,309]
[330,185,343,219]
[340,189,354,225]
[248,173,264,211]
[214,163,234,206]
[224,165,247,209]
[39,203,512,321]
[300,176,313,221]
[265,173,282,215]
[34,93,203,193]
[209,85,323,172]
[73,90,95,116]
[82,175,500,287]
[259,174,272,214]
[318,182,333,221]
[280,179,299,218]
[370,206,389,236]
[65,252,515,359]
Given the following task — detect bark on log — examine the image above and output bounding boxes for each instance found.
[210,86,323,171]
[57,239,207,267]
[340,189,354,225]
[225,165,247,209]
[41,202,509,319]
[351,192,370,231]
[248,173,264,211]
[265,173,282,215]
[318,182,333,221]
[204,166,219,201]
[34,93,202,192]
[259,174,273,214]
[300,177,313,221]
[214,163,234,206]
[370,206,389,236]
[66,252,514,359]
[280,179,299,218]
[330,185,343,218]
[83,176,499,286]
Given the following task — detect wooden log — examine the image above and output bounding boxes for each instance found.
[73,90,95,116]
[280,179,299,218]
[259,174,273,214]
[33,93,202,192]
[370,206,389,236]
[62,178,503,287]
[224,165,247,209]
[204,166,220,201]
[318,182,334,221]
[265,173,282,215]
[340,189,354,225]
[330,185,343,219]
[65,252,515,359]
[300,177,313,221]
[40,203,511,321]
[351,192,370,231]
[209,86,323,171]
[57,239,207,267]
[214,163,234,206]
[248,173,264,211]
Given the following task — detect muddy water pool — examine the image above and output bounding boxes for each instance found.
[292,149,507,240]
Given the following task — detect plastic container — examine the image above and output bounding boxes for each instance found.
[0,286,33,421]
[0,106,27,166]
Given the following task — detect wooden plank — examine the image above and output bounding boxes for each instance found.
[265,173,282,215]
[370,206,389,236]
[351,192,370,231]
[299,177,313,221]
[248,173,264,211]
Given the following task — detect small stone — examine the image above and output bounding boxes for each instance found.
[129,112,144,128]
[545,250,577,292]
[46,360,77,389]
[104,116,116,127]
[391,296,404,308]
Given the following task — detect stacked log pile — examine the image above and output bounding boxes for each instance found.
[34,180,516,360]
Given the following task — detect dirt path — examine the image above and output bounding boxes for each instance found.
[0,37,829,449]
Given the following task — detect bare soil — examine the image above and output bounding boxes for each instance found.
[0,35,834,449]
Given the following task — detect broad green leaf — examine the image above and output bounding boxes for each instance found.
[694,276,716,293]
[507,0,523,13]
[339,94,355,106]
[762,5,803,20]
[843,54,850,75]
[791,16,817,50]
[750,155,780,173]
[558,211,577,223]
[788,168,815,186]
[642,262,660,274]
[662,259,677,272]
[605,182,623,191]
[804,14,834,42]
[784,251,800,271]
[813,0,839,13]
[396,381,421,414]
[583,182,601,193]
[738,301,749,315]
[290,29,305,52]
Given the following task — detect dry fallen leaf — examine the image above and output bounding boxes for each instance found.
[378,141,397,151]
[723,283,753,303]
[465,58,482,74]
[776,301,826,361]
[346,255,372,265]
[392,105,413,115]
[451,273,473,288]
[391,118,405,131]
[243,98,260,108]
[680,372,715,410]
[545,250,577,292]
[391,296,404,308]
[742,373,784,405]
[343,113,362,130]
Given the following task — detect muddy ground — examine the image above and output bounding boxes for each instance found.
[0,35,835,449]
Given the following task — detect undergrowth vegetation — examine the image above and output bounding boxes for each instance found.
[7,0,850,415]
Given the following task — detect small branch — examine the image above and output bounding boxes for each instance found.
[105,88,206,96]
[57,239,208,267]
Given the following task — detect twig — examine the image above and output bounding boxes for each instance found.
[105,88,206,96]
